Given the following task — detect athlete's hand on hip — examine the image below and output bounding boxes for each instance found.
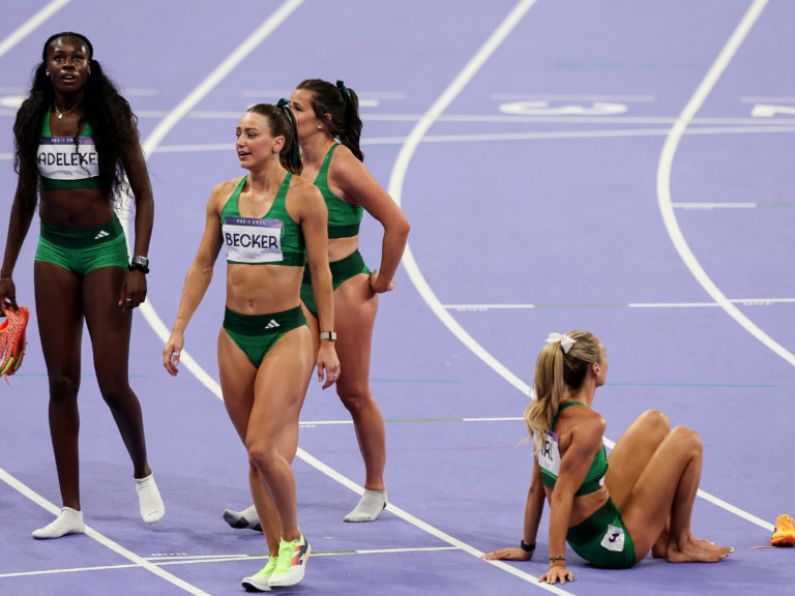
[482,547,532,561]
[368,271,395,294]
[163,333,184,376]
[539,564,574,585]
[119,270,147,311]
[316,341,340,389]
[0,278,18,311]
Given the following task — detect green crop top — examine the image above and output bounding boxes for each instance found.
[538,401,608,496]
[314,144,363,238]
[220,174,305,266]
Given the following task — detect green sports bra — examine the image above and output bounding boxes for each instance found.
[314,144,363,238]
[538,401,609,496]
[220,174,305,266]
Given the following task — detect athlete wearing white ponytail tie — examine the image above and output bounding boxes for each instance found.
[483,331,732,585]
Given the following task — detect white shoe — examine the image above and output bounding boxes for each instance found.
[241,556,276,592]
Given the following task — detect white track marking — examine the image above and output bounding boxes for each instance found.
[445,298,795,311]
[491,93,655,101]
[389,0,777,534]
[119,0,570,592]
[0,546,462,579]
[656,1,795,368]
[0,468,210,593]
[0,0,70,59]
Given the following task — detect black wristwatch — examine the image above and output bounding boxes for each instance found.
[129,255,150,274]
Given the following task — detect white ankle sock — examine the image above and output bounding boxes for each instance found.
[223,504,262,530]
[136,473,165,523]
[344,489,388,522]
[32,507,85,539]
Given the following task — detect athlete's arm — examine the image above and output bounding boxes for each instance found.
[540,417,604,584]
[163,183,225,375]
[0,164,38,309]
[295,182,339,388]
[331,148,409,293]
[119,121,155,310]
[482,459,546,561]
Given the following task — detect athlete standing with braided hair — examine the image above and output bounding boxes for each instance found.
[483,331,733,584]
[224,79,409,528]
[163,102,339,590]
[0,32,162,539]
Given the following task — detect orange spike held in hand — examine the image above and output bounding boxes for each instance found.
[0,305,30,377]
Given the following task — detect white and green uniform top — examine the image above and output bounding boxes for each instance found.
[37,108,103,190]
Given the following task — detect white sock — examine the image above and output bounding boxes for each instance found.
[136,473,165,523]
[32,507,85,539]
[223,505,262,531]
[344,489,388,522]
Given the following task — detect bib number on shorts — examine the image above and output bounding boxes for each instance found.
[600,525,626,552]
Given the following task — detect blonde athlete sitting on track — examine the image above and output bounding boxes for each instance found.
[163,103,339,591]
[224,80,410,529]
[483,331,732,585]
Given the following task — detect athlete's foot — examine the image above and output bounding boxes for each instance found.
[32,507,85,539]
[344,489,387,522]
[241,555,277,592]
[222,505,263,532]
[268,534,310,587]
[666,535,733,563]
[136,473,165,523]
[771,514,795,547]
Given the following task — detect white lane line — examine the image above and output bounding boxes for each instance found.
[672,202,757,209]
[0,468,210,594]
[490,93,655,102]
[0,0,70,59]
[241,89,407,99]
[125,0,565,592]
[4,124,795,163]
[444,298,795,311]
[0,546,461,579]
[656,1,795,369]
[389,0,776,536]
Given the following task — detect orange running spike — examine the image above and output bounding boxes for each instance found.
[771,514,795,547]
[0,306,30,378]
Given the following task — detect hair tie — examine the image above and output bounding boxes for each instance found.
[336,80,352,102]
[276,98,301,169]
[545,332,574,354]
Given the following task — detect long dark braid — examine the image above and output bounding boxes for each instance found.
[13,32,138,202]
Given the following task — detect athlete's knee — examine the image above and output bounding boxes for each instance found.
[98,383,134,407]
[670,426,702,455]
[48,374,79,402]
[247,441,280,475]
[337,383,374,414]
[639,409,670,437]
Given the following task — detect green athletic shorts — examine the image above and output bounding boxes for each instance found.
[566,498,636,569]
[222,305,307,368]
[300,249,370,318]
[35,216,129,275]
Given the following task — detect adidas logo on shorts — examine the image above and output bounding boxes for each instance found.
[94,230,110,240]
[264,319,280,330]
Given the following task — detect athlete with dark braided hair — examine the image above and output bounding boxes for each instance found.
[0,32,162,539]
